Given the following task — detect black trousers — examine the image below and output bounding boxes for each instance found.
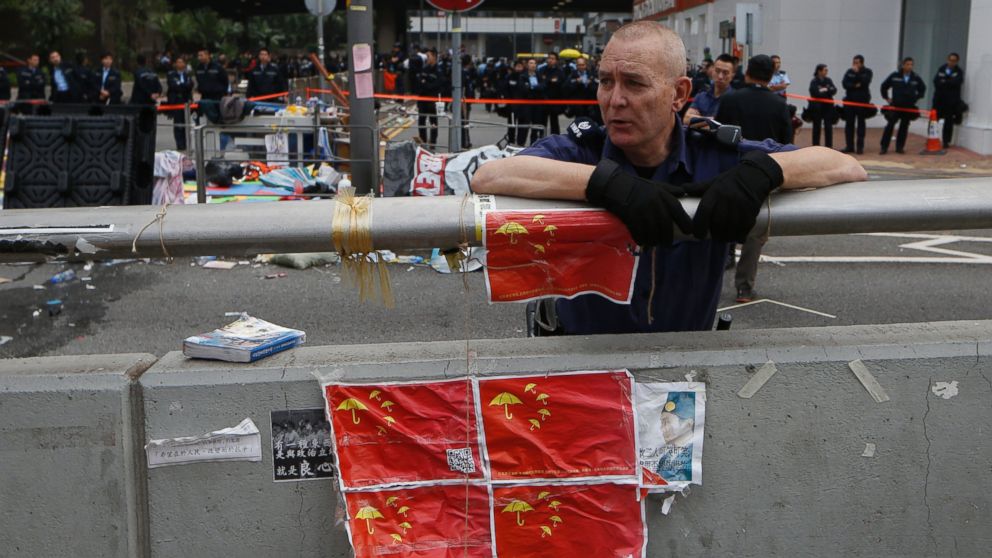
[937,106,957,146]
[172,111,187,150]
[881,114,912,151]
[544,106,561,136]
[845,114,866,151]
[417,102,438,145]
[812,118,833,147]
[514,106,544,146]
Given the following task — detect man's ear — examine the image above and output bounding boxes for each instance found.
[672,76,693,112]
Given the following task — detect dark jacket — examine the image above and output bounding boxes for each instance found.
[715,83,792,144]
[538,63,565,99]
[16,66,46,100]
[97,67,124,104]
[130,67,162,104]
[47,63,83,102]
[881,70,926,108]
[0,67,10,101]
[195,60,228,101]
[932,63,964,109]
[76,65,99,103]
[165,69,194,118]
[246,63,287,99]
[807,76,837,121]
[841,66,873,118]
[415,62,447,99]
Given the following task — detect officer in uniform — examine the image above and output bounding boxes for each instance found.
[0,64,10,101]
[472,22,865,335]
[841,54,873,154]
[564,56,600,123]
[130,54,162,105]
[932,52,965,148]
[166,56,194,150]
[47,51,81,103]
[539,52,565,136]
[415,48,445,146]
[97,52,124,105]
[16,54,46,101]
[246,48,287,100]
[514,58,546,146]
[75,53,99,104]
[879,57,926,154]
[195,49,228,102]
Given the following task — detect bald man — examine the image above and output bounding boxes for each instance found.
[472,21,865,335]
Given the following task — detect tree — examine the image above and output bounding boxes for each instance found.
[0,0,94,53]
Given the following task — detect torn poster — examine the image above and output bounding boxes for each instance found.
[635,382,705,491]
[492,482,645,558]
[483,209,639,304]
[343,483,493,557]
[270,408,336,483]
[145,417,262,468]
[477,370,638,483]
[324,379,485,489]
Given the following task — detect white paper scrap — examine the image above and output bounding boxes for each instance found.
[738,361,778,399]
[145,417,262,468]
[931,381,959,400]
[848,359,890,403]
[861,443,876,458]
[661,494,676,515]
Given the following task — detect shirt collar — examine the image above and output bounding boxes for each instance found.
[601,121,692,179]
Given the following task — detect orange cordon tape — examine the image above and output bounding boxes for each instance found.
[155,90,291,112]
[784,92,928,116]
[305,87,599,106]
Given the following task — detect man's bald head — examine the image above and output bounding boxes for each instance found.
[608,20,686,80]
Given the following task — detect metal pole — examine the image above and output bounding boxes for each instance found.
[6,178,992,262]
[448,11,462,152]
[419,0,425,47]
[184,101,193,161]
[317,1,327,103]
[347,0,377,195]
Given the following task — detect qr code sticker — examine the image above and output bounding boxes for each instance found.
[446,447,476,474]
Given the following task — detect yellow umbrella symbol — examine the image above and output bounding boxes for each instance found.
[390,533,402,544]
[337,398,368,424]
[540,525,553,538]
[532,243,546,255]
[524,383,537,394]
[532,214,546,225]
[537,491,551,501]
[528,418,541,431]
[398,521,412,534]
[355,506,384,534]
[535,393,550,406]
[490,392,524,419]
[549,515,563,527]
[558,48,583,59]
[397,506,411,517]
[369,390,382,401]
[537,408,551,421]
[385,496,399,507]
[543,225,558,237]
[502,499,534,526]
[381,400,395,410]
[495,222,528,245]
[548,500,562,512]
[384,416,397,427]
[376,426,387,436]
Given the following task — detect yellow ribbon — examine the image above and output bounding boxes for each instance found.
[332,186,394,307]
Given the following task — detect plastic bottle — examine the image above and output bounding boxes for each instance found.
[49,269,76,284]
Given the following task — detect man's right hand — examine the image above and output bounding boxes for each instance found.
[585,159,693,247]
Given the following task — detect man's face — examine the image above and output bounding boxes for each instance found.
[852,58,863,71]
[771,56,781,72]
[27,55,39,68]
[902,59,914,73]
[576,58,587,73]
[597,37,679,152]
[259,50,271,65]
[175,58,186,72]
[198,51,210,65]
[547,54,558,67]
[101,56,113,69]
[49,52,61,66]
[527,59,537,72]
[712,60,733,89]
[948,55,959,68]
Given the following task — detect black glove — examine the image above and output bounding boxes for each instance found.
[691,150,784,242]
[585,159,693,247]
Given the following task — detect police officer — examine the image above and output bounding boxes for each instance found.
[460,54,478,149]
[933,52,965,149]
[166,56,194,150]
[97,52,124,105]
[0,64,10,101]
[75,53,99,103]
[415,48,445,146]
[472,22,866,335]
[539,52,565,136]
[195,49,228,102]
[880,57,926,154]
[515,58,546,146]
[129,54,162,105]
[841,54,873,154]
[564,56,600,123]
[246,48,287,100]
[16,54,46,101]
[47,51,82,103]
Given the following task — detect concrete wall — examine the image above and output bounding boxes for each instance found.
[3,321,992,556]
[959,0,992,153]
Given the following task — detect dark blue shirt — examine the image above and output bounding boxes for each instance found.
[519,125,795,335]
[689,88,723,117]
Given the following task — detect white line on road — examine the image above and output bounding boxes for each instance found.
[760,233,992,264]
[718,298,837,319]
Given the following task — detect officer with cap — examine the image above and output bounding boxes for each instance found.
[841,54,873,154]
[932,52,965,149]
[16,54,46,101]
[246,48,287,100]
[195,48,229,102]
[473,22,865,335]
[130,54,162,105]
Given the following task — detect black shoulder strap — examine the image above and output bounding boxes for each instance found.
[566,117,605,151]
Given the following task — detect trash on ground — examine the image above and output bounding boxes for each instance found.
[202,260,238,270]
[33,285,46,290]
[85,284,96,290]
[46,299,63,316]
[265,273,288,279]
[0,277,11,284]
[49,270,76,284]
[0,335,12,346]
[267,252,340,270]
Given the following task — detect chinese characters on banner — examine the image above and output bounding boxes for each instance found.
[322,371,700,557]
[483,209,639,304]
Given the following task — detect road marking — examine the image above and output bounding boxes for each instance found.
[718,298,837,319]
[760,233,992,265]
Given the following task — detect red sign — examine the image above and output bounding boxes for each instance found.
[484,209,639,303]
[326,379,484,489]
[426,0,485,12]
[492,483,645,558]
[344,484,493,557]
[478,371,638,481]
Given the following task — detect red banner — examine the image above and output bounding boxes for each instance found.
[344,483,493,557]
[492,483,645,558]
[478,371,638,481]
[326,380,484,488]
[483,209,639,303]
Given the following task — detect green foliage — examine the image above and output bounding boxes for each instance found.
[0,0,94,53]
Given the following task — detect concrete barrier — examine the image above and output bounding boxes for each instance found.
[3,321,991,557]
[0,353,156,558]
